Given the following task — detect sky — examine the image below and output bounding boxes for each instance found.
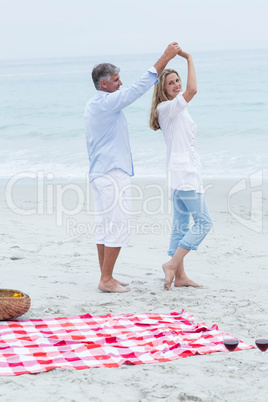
[0,0,268,60]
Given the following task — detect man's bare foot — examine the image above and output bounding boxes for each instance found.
[174,278,203,288]
[162,262,176,290]
[98,279,130,293]
[114,278,129,287]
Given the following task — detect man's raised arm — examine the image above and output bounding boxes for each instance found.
[104,42,180,112]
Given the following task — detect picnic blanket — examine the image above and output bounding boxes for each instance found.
[0,309,253,376]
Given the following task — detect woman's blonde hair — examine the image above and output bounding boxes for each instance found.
[149,69,181,131]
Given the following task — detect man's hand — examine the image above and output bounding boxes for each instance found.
[164,42,181,61]
[154,42,180,76]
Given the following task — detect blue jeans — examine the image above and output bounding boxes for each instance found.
[168,190,213,256]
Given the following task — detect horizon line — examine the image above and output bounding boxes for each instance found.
[0,47,267,63]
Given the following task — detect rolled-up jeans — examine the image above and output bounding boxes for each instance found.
[168,190,213,256]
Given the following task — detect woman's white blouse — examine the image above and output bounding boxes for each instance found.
[157,93,204,193]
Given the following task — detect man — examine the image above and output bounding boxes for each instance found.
[84,42,180,293]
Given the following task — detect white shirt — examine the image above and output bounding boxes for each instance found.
[84,67,158,181]
[157,93,203,193]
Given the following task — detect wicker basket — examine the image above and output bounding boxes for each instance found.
[0,289,31,320]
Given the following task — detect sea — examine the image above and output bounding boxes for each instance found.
[0,49,268,181]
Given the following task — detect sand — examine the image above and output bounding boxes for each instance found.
[0,175,268,402]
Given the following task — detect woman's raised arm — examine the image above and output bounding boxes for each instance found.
[178,50,197,103]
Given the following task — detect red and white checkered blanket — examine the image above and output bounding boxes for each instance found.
[0,309,253,376]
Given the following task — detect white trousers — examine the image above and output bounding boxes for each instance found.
[90,169,132,247]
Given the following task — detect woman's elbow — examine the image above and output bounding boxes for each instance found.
[187,88,197,99]
[183,88,197,103]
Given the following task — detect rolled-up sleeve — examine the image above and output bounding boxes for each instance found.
[157,93,188,119]
[104,67,158,112]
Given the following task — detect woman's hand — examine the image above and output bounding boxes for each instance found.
[154,42,181,76]
[177,49,192,61]
[164,42,181,60]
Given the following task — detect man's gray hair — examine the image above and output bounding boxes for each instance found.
[92,63,120,90]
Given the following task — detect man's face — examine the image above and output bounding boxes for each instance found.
[101,74,122,93]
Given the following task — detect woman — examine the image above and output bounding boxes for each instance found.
[150,48,213,290]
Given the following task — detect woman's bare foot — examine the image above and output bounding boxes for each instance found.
[162,262,176,290]
[174,277,203,288]
[98,278,130,293]
[114,278,129,287]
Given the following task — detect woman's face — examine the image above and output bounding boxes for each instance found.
[164,73,181,100]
